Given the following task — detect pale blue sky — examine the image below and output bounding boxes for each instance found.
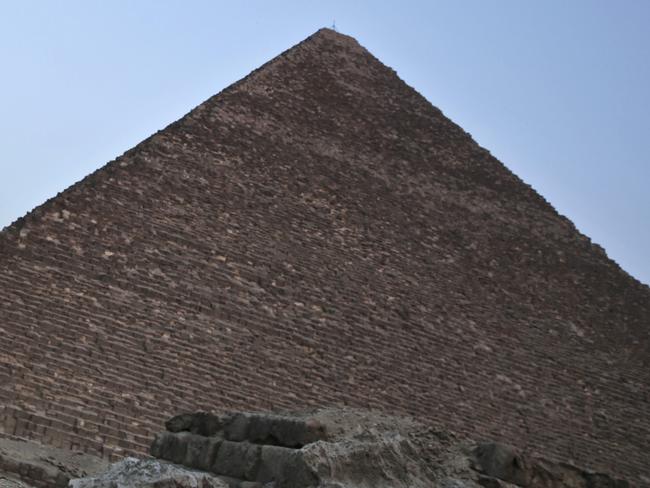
[1,1,648,285]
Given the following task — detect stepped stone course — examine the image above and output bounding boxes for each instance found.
[0,28,649,483]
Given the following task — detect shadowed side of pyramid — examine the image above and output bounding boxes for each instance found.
[0,28,648,480]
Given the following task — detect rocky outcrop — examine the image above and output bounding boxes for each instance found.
[0,435,107,488]
[0,477,34,488]
[68,458,229,488]
[469,442,631,488]
[71,410,634,488]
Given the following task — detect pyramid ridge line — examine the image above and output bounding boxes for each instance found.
[0,27,440,238]
[1,28,648,293]
[0,28,647,294]
[0,28,367,238]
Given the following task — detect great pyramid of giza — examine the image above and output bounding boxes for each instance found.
[1,29,648,481]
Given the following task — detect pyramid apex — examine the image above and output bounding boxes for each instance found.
[308,27,361,46]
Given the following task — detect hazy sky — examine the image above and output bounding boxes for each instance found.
[1,1,648,285]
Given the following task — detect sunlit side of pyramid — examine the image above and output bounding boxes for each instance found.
[0,29,648,479]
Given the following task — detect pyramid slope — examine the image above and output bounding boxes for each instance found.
[1,29,648,478]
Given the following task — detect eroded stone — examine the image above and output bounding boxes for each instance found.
[68,457,229,488]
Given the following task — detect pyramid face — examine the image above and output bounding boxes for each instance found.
[1,29,648,478]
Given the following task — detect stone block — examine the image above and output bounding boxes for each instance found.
[472,442,528,486]
[212,440,261,480]
[149,432,166,458]
[165,413,194,433]
[184,434,221,471]
[223,413,250,442]
[166,412,224,436]
[256,445,317,488]
[256,445,292,483]
[151,431,190,465]
[224,413,326,447]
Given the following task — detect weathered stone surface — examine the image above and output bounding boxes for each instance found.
[1,26,649,484]
[524,461,632,488]
[0,476,37,488]
[68,457,229,488]
[257,445,318,487]
[150,431,190,465]
[0,436,107,488]
[583,473,631,488]
[148,432,168,459]
[166,413,225,437]
[221,414,249,443]
[143,409,635,488]
[469,441,634,488]
[256,445,293,484]
[222,413,327,448]
[153,432,221,473]
[212,441,260,481]
[184,434,220,472]
[165,413,196,433]
[472,442,528,486]
[71,405,637,488]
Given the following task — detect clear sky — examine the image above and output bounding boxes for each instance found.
[1,1,649,285]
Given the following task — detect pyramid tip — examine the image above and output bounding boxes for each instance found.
[310,27,359,46]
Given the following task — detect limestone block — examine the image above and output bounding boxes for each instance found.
[256,445,318,488]
[150,431,190,465]
[165,412,224,436]
[212,440,261,480]
[184,434,221,471]
[69,457,229,488]
[472,442,528,486]
[222,413,326,448]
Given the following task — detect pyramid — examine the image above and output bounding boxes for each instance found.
[1,29,648,480]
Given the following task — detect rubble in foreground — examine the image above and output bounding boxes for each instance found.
[70,409,632,488]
